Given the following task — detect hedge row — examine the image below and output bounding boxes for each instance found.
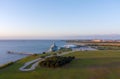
[39,56,75,68]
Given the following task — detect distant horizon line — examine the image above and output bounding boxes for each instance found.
[0,34,120,40]
[0,38,120,40]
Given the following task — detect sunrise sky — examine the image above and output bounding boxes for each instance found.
[0,0,120,39]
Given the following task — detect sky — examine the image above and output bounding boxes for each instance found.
[0,0,120,39]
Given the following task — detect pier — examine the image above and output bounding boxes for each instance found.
[7,51,34,55]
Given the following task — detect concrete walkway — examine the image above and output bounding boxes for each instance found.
[19,58,42,71]
[19,47,97,72]
[19,55,56,72]
[19,51,74,72]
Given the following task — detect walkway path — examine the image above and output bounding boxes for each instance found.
[19,51,74,72]
[19,58,42,71]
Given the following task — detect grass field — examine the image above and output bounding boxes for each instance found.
[0,50,120,79]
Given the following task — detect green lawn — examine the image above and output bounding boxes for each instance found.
[1,50,120,79]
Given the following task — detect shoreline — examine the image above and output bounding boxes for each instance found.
[0,55,28,67]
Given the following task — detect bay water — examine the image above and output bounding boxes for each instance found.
[0,40,65,65]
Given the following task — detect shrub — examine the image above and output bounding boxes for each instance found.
[39,56,75,68]
[58,52,62,54]
[32,54,38,56]
[40,56,46,58]
[52,53,57,56]
[42,52,46,54]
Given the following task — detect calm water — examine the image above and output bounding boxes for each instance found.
[0,40,65,65]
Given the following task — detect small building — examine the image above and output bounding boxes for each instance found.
[92,39,102,42]
[49,42,58,52]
